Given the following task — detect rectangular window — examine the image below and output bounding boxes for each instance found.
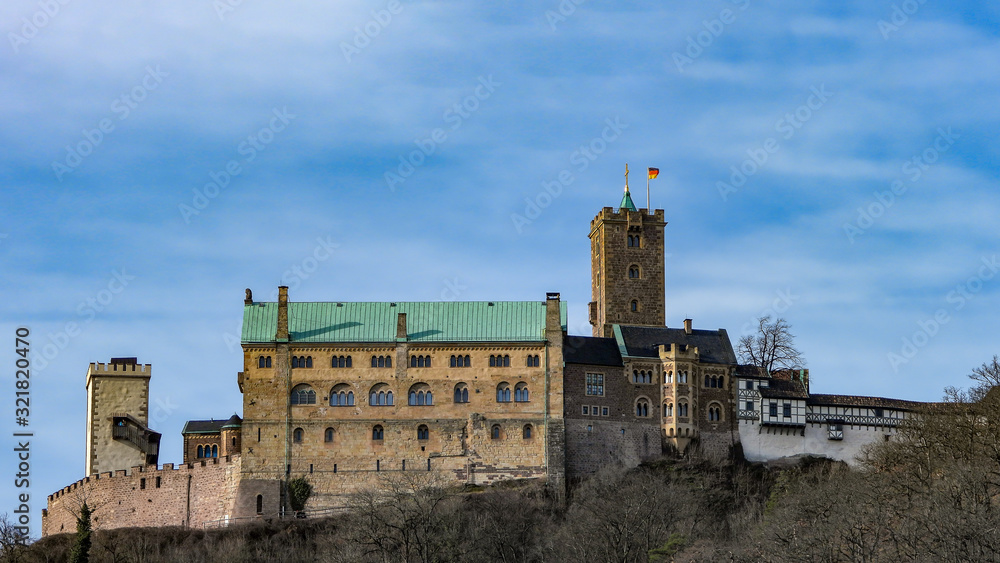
[769,403,778,417]
[874,408,884,418]
[746,380,754,390]
[155,476,161,488]
[140,478,146,490]
[586,373,605,396]
[592,405,599,416]
[582,406,589,415]
[745,401,754,411]
[783,403,792,418]
[602,407,609,416]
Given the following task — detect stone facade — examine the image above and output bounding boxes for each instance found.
[85,359,159,476]
[589,205,667,338]
[236,291,566,511]
[42,456,244,537]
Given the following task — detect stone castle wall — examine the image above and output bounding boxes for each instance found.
[43,456,242,537]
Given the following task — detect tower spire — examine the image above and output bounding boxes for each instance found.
[620,163,637,211]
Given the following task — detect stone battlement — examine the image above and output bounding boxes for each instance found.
[590,206,666,230]
[87,362,151,376]
[47,455,239,503]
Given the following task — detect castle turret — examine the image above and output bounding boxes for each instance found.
[588,187,667,337]
[85,357,160,476]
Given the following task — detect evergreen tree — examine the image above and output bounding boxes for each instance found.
[68,503,92,563]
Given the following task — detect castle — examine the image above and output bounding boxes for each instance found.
[42,186,929,536]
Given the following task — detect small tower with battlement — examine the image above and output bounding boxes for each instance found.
[85,358,160,476]
[589,184,667,338]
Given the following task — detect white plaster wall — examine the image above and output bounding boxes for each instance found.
[739,421,895,466]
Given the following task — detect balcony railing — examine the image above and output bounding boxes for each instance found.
[112,416,161,464]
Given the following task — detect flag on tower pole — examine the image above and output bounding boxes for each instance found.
[647,167,659,210]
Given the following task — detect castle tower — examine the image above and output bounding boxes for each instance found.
[85,357,160,476]
[589,186,667,337]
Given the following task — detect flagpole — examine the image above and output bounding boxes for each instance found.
[646,172,650,212]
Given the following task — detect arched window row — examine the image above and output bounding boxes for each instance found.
[489,354,510,367]
[703,375,725,388]
[450,355,471,368]
[635,398,650,418]
[628,234,641,247]
[369,384,394,406]
[408,383,433,406]
[669,370,689,384]
[291,384,316,405]
[628,265,641,279]
[330,384,355,407]
[285,423,528,444]
[454,383,470,403]
[496,382,511,403]
[664,403,673,417]
[708,405,723,422]
[514,382,530,402]
[331,355,352,368]
[410,355,431,368]
[257,356,272,368]
[677,403,690,417]
[526,354,541,367]
[196,444,219,458]
[371,355,392,368]
[291,356,313,369]
[632,369,653,384]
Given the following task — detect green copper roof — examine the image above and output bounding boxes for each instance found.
[242,301,568,344]
[620,189,637,211]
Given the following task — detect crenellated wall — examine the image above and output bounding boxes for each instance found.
[43,456,243,536]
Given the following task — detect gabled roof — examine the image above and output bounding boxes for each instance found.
[242,301,568,344]
[807,394,927,411]
[614,325,736,365]
[759,378,810,400]
[564,336,623,366]
[183,419,232,435]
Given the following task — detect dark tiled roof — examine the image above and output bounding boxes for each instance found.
[564,336,623,366]
[734,364,769,379]
[617,326,736,365]
[759,379,810,399]
[182,418,235,435]
[222,414,242,428]
[807,394,928,411]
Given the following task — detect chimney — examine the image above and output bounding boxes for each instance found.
[276,286,289,341]
[396,313,407,341]
[683,318,692,335]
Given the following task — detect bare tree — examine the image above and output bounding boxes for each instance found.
[966,354,1000,401]
[737,316,805,375]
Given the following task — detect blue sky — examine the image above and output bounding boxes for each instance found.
[2,0,999,535]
